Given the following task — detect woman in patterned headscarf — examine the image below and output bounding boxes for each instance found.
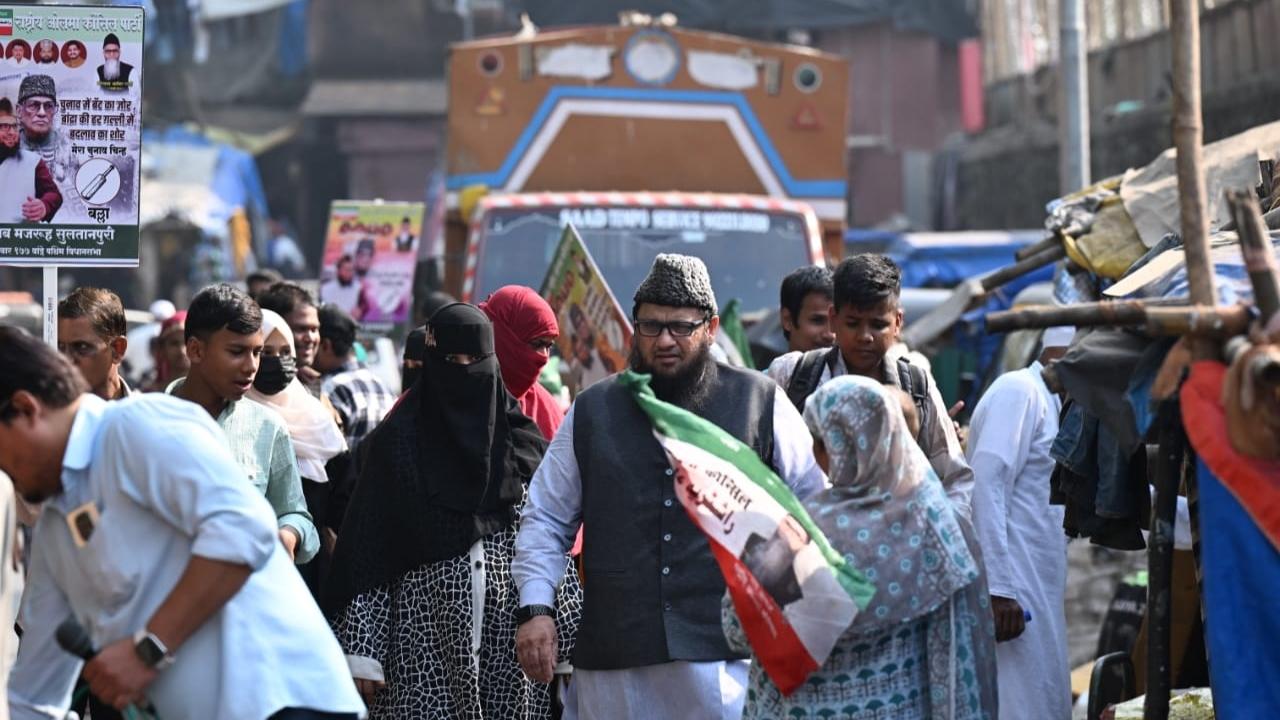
[724,375,999,720]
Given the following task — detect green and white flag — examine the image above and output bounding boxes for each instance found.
[620,371,874,695]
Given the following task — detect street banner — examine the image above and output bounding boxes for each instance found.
[318,200,422,329]
[0,4,144,266]
[621,370,875,695]
[538,224,630,391]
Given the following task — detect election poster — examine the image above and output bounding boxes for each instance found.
[319,200,422,329]
[539,224,631,392]
[0,4,144,267]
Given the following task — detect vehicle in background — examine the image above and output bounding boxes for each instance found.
[464,192,823,313]
[442,17,850,313]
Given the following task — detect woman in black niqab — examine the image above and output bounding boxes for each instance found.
[325,303,561,719]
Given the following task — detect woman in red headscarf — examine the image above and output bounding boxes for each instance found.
[479,285,564,440]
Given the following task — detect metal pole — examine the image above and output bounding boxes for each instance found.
[1170,0,1216,309]
[1146,398,1186,720]
[42,265,57,347]
[1060,0,1091,193]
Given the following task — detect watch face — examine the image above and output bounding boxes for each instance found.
[136,636,165,666]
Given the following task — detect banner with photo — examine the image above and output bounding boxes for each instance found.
[539,224,631,392]
[621,370,875,695]
[0,4,143,267]
[319,200,422,329]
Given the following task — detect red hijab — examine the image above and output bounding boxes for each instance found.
[479,286,564,440]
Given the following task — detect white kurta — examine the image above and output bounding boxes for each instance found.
[513,382,826,720]
[967,362,1071,720]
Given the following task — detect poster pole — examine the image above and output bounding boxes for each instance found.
[42,265,57,348]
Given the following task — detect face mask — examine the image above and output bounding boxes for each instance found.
[254,354,297,396]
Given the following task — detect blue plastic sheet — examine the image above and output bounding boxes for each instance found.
[1198,458,1280,718]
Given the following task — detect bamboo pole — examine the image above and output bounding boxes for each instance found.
[1226,189,1280,324]
[1170,0,1216,309]
[984,301,1250,336]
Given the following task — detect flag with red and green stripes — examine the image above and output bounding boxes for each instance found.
[620,370,874,695]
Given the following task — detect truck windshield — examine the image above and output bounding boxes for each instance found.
[474,206,812,314]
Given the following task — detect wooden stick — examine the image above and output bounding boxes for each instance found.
[1014,234,1060,261]
[1171,0,1213,306]
[1226,189,1280,324]
[985,301,1250,336]
[980,244,1067,291]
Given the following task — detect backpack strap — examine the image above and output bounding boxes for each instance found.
[896,357,935,437]
[785,347,839,412]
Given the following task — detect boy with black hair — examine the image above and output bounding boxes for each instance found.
[779,265,834,354]
[57,286,129,401]
[169,284,318,564]
[767,254,975,516]
[257,282,323,393]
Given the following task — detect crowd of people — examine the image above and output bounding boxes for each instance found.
[0,251,1085,720]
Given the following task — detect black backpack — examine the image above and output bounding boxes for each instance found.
[784,347,935,435]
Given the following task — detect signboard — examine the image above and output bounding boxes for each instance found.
[539,224,631,391]
[0,4,144,267]
[318,200,422,329]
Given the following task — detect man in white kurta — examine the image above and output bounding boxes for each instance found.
[512,254,825,720]
[967,328,1073,720]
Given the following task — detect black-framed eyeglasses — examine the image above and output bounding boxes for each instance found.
[634,318,708,338]
[0,121,18,132]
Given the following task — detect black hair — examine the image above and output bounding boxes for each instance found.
[57,286,126,340]
[779,266,833,339]
[401,217,411,224]
[337,254,353,265]
[185,284,262,342]
[0,325,88,422]
[246,268,282,285]
[832,254,901,311]
[0,98,12,116]
[256,281,315,319]
[318,303,357,358]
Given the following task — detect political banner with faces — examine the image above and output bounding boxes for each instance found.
[0,4,143,266]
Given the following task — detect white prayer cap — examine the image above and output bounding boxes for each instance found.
[1041,325,1076,349]
[149,299,176,322]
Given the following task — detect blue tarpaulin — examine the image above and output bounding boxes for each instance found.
[883,231,1046,289]
[1198,458,1280,718]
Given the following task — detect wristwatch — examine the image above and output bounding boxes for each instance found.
[133,629,176,671]
[513,604,555,626]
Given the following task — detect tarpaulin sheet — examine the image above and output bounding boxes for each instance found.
[1193,455,1280,719]
[516,0,978,42]
[1103,233,1280,306]
[1120,120,1280,248]
[886,230,1044,289]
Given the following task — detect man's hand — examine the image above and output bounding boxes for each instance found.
[279,528,299,561]
[516,616,557,684]
[82,638,158,710]
[21,197,46,221]
[991,595,1026,642]
[355,677,385,706]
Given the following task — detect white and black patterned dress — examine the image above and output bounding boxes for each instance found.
[332,520,582,720]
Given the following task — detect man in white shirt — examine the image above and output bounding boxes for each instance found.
[967,326,1075,720]
[0,326,363,720]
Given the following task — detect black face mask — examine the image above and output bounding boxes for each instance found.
[254,354,297,396]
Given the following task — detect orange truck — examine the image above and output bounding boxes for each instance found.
[444,17,849,314]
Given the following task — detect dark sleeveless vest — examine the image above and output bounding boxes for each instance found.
[571,363,776,670]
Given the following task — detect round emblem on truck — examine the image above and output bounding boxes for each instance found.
[624,29,681,86]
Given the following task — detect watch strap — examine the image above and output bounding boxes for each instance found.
[133,629,175,671]
[513,604,555,626]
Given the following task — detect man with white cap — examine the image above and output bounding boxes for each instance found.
[967,325,1075,720]
[512,254,825,719]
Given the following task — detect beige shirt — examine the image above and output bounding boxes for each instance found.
[766,350,975,520]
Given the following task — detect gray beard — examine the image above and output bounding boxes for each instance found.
[103,59,120,80]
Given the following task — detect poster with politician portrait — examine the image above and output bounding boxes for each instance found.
[319,200,423,330]
[0,5,143,268]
